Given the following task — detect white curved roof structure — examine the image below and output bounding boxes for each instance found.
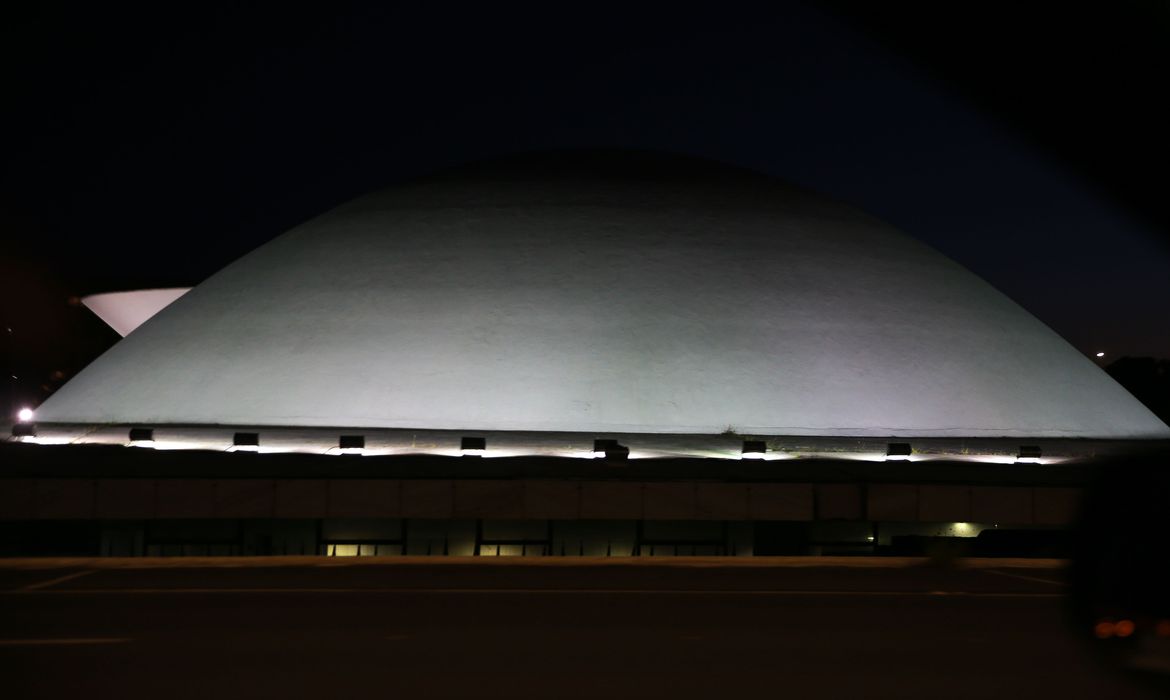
[34,153,1169,438]
[82,288,191,337]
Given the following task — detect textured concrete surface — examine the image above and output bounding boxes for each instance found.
[32,154,1168,438]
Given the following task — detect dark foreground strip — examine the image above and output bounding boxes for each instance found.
[0,587,1063,597]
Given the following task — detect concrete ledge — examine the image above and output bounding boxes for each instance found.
[1034,487,1082,526]
[918,485,971,522]
[453,480,524,519]
[215,480,275,518]
[867,484,918,521]
[580,481,643,519]
[972,486,1033,524]
[36,479,96,519]
[643,482,696,519]
[523,481,580,519]
[0,555,1069,570]
[0,478,1083,525]
[400,480,453,518]
[749,483,813,520]
[327,480,401,518]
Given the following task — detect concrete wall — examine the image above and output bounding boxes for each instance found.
[0,479,1083,526]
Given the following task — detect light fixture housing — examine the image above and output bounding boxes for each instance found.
[11,423,36,438]
[338,434,365,455]
[1016,445,1042,464]
[741,440,766,459]
[886,443,912,460]
[231,432,261,452]
[128,427,155,446]
[460,436,486,457]
[592,438,628,461]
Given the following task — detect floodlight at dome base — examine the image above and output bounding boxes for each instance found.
[127,427,155,447]
[461,436,487,457]
[886,443,913,461]
[11,423,36,438]
[229,432,261,453]
[338,434,366,456]
[1016,445,1043,464]
[741,440,767,459]
[593,438,628,461]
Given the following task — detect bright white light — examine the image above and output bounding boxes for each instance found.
[461,447,486,457]
[337,447,365,456]
[128,439,155,448]
[592,450,607,459]
[16,407,34,423]
[1095,352,1105,358]
[148,440,209,451]
[227,444,261,453]
[741,452,765,460]
[962,454,1018,465]
[1015,456,1042,464]
[20,436,72,445]
[884,454,911,461]
[866,536,875,542]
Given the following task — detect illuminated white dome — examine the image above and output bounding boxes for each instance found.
[35,152,1170,438]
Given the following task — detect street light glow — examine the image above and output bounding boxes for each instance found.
[1095,352,1105,358]
[16,407,34,423]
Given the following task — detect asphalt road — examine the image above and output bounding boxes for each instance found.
[0,559,1159,699]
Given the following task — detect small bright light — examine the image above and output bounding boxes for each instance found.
[592,451,607,459]
[866,536,875,542]
[1095,352,1105,358]
[741,452,765,460]
[338,447,365,456]
[16,407,34,423]
[461,447,486,457]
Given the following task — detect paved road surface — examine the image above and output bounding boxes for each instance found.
[0,558,1159,699]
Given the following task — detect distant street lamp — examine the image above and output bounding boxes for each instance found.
[1096,352,1105,358]
[17,407,34,423]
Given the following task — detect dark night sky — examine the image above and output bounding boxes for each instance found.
[3,2,1168,412]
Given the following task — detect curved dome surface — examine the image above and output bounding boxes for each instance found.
[36,153,1169,438]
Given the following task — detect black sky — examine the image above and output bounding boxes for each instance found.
[3,2,1168,411]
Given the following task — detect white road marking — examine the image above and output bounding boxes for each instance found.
[22,570,95,591]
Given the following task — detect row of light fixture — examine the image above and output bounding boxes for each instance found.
[744,440,1042,464]
[13,416,1044,464]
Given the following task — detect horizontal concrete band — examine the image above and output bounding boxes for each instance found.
[0,556,1069,570]
[0,479,1082,525]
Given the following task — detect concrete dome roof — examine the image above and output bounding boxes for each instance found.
[35,152,1169,438]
